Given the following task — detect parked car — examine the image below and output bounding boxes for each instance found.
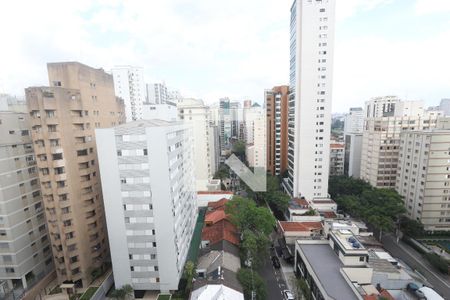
[406,282,419,292]
[283,289,295,300]
[271,256,281,269]
[415,287,444,300]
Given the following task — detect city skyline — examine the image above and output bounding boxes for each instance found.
[1,0,449,112]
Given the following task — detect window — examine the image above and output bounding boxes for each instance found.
[52,153,63,160]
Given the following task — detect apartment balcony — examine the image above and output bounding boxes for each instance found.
[69,99,83,110]
[80,180,92,189]
[46,118,59,125]
[31,118,43,127]
[71,116,85,124]
[54,173,67,181]
[31,131,44,141]
[52,159,65,168]
[57,186,69,195]
[43,99,57,110]
[48,131,60,140]
[79,168,91,176]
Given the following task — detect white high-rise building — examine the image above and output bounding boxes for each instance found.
[396,118,450,231]
[343,107,364,178]
[0,109,53,295]
[178,98,217,190]
[112,66,146,122]
[439,99,450,116]
[364,96,400,118]
[96,120,197,293]
[285,0,336,199]
[243,104,263,145]
[146,83,168,105]
[344,107,364,135]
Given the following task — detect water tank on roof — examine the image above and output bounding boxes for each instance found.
[352,242,361,249]
[348,236,356,243]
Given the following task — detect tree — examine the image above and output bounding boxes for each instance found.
[110,285,133,300]
[368,215,394,240]
[267,191,290,212]
[241,230,270,268]
[237,268,267,300]
[214,164,229,180]
[232,140,246,159]
[399,217,424,238]
[184,261,195,292]
[225,196,275,235]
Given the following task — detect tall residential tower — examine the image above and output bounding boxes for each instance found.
[26,62,125,287]
[285,0,336,199]
[112,66,146,122]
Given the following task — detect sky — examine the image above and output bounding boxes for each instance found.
[0,0,449,113]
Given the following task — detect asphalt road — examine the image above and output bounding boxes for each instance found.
[382,233,450,299]
[258,253,288,300]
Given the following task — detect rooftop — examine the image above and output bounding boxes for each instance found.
[332,229,366,251]
[279,221,322,232]
[201,219,239,246]
[114,119,176,129]
[330,143,345,149]
[289,198,310,209]
[197,250,240,274]
[198,191,234,195]
[298,243,360,300]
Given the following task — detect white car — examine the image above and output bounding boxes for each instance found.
[283,289,295,300]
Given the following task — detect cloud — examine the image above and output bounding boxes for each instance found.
[336,0,393,21]
[414,0,450,15]
[333,24,450,111]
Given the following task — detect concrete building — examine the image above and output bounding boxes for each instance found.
[439,99,450,116]
[96,120,197,293]
[285,0,336,199]
[26,62,125,287]
[344,133,363,178]
[112,66,146,122]
[245,115,266,169]
[142,103,178,122]
[219,98,232,154]
[396,121,450,231]
[0,109,53,294]
[178,98,217,190]
[360,113,441,188]
[364,96,400,118]
[146,83,168,105]
[295,230,369,300]
[266,86,289,176]
[344,107,364,135]
[329,143,344,176]
[394,100,424,117]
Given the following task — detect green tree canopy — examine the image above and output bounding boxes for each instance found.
[237,268,267,300]
[225,196,275,235]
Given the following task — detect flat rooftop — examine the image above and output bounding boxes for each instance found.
[332,229,366,251]
[299,243,360,300]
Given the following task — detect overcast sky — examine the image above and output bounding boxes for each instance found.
[0,0,449,112]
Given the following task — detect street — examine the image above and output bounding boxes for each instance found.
[382,233,450,299]
[258,250,289,300]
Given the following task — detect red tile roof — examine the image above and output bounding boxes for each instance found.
[207,198,229,211]
[198,191,234,195]
[279,221,322,232]
[201,219,239,246]
[330,143,344,149]
[380,290,394,300]
[311,199,335,204]
[291,197,309,207]
[205,210,227,225]
[323,211,337,219]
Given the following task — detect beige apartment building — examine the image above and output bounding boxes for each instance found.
[265,86,289,176]
[360,112,442,188]
[25,62,125,288]
[396,119,450,231]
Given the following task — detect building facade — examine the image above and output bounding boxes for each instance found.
[112,66,146,122]
[344,107,364,178]
[360,113,441,188]
[26,62,125,287]
[96,120,197,293]
[219,98,232,154]
[0,110,53,293]
[146,83,168,105]
[396,121,450,231]
[266,86,289,176]
[329,143,344,176]
[286,0,336,199]
[364,96,400,118]
[178,98,216,190]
